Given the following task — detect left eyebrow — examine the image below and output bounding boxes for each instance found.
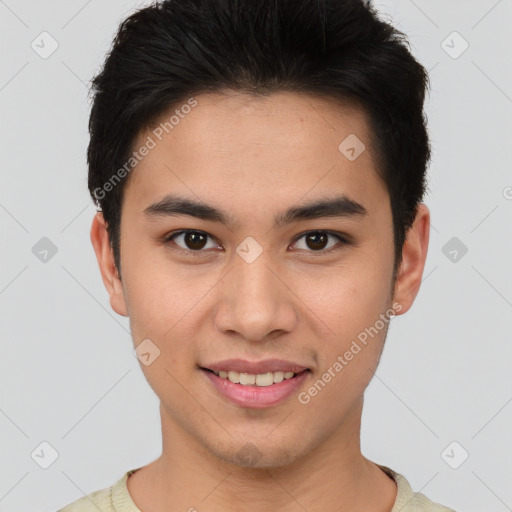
[274,195,368,227]
[143,194,368,229]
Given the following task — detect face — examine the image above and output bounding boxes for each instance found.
[91,90,429,469]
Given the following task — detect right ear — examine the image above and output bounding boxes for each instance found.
[90,211,128,317]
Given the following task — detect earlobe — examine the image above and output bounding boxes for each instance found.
[90,211,128,317]
[392,203,430,315]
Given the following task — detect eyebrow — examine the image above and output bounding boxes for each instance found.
[143,194,368,228]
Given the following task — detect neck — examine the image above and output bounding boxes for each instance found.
[127,397,397,512]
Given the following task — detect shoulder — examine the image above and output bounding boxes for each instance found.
[377,464,459,512]
[56,468,141,512]
[56,486,114,512]
[398,489,459,512]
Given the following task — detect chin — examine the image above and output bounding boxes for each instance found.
[208,437,304,470]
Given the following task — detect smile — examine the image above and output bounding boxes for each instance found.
[201,368,310,408]
[209,369,300,386]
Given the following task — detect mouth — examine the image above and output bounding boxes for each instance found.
[200,367,310,387]
[199,366,311,408]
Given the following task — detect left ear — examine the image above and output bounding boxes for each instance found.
[392,203,430,315]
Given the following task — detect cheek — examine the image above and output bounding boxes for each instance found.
[120,242,189,340]
[121,251,220,381]
[296,252,392,328]
[293,248,393,380]
[122,258,202,393]
[121,234,182,304]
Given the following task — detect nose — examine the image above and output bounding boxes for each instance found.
[213,251,299,343]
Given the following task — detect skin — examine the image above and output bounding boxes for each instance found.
[91,90,430,512]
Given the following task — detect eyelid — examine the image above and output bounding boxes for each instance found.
[291,229,350,245]
[163,230,221,255]
[163,229,351,255]
[290,230,350,254]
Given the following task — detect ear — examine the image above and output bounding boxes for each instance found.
[392,203,430,315]
[90,211,128,317]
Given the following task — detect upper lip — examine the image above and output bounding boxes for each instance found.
[201,359,310,374]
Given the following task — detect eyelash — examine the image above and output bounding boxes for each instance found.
[162,229,350,257]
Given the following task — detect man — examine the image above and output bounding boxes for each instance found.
[58,0,458,510]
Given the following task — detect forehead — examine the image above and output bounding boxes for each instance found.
[123,90,386,218]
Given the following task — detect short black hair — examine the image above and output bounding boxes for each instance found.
[87,0,431,279]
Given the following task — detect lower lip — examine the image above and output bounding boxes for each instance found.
[201,369,310,409]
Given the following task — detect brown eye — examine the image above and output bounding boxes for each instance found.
[184,232,208,250]
[305,232,328,250]
[165,230,218,252]
[164,229,349,257]
[292,231,348,253]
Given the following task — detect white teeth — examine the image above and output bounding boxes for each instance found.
[255,373,273,386]
[273,371,284,383]
[239,373,256,385]
[227,370,239,383]
[213,369,300,386]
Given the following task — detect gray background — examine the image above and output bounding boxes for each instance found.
[0,0,511,511]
